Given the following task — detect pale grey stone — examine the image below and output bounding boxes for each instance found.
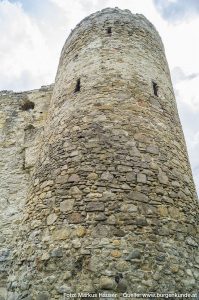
[60,199,74,212]
[101,171,114,181]
[137,173,147,183]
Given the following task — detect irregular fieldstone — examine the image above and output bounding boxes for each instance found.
[68,212,84,224]
[68,174,80,182]
[134,133,151,143]
[72,239,81,249]
[126,172,136,181]
[111,250,121,258]
[86,202,105,212]
[146,145,159,154]
[95,213,107,221]
[0,248,10,262]
[87,173,98,180]
[100,277,116,290]
[41,252,50,261]
[47,213,57,225]
[69,186,82,195]
[127,191,148,202]
[186,237,198,247]
[51,248,63,257]
[56,175,69,184]
[135,217,148,227]
[63,271,72,280]
[137,173,147,183]
[116,279,128,292]
[117,165,132,172]
[121,204,137,212]
[157,205,168,217]
[53,228,70,240]
[101,171,114,181]
[158,172,169,184]
[76,226,86,237]
[60,199,74,212]
[125,250,142,260]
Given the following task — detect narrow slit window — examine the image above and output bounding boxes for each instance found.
[152,81,158,97]
[107,27,112,35]
[74,78,81,93]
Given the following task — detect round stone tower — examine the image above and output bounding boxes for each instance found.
[10,8,198,299]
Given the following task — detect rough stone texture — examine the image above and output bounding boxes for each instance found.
[1,7,199,299]
[0,85,53,298]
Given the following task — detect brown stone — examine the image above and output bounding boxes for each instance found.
[157,205,168,217]
[111,250,122,258]
[68,212,84,224]
[76,226,86,237]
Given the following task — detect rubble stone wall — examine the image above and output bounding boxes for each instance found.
[1,7,199,300]
[0,86,53,299]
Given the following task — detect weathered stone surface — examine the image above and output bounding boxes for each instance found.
[3,7,198,299]
[68,212,84,224]
[101,171,114,181]
[157,205,168,217]
[36,293,49,300]
[68,174,80,182]
[86,202,105,212]
[46,213,57,225]
[125,250,142,260]
[100,277,116,290]
[51,248,63,257]
[158,172,169,184]
[127,191,148,202]
[87,173,98,180]
[76,226,86,237]
[111,250,122,258]
[53,228,70,240]
[60,199,74,212]
[137,173,147,183]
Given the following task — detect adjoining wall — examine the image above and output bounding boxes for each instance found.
[0,86,53,299]
[2,7,199,300]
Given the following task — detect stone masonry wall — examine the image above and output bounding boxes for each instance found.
[3,7,199,300]
[0,85,53,299]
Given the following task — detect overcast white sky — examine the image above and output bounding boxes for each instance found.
[0,0,199,194]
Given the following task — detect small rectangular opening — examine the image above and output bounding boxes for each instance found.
[152,81,158,97]
[74,78,81,93]
[107,27,112,35]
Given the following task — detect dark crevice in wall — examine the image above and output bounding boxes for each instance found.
[20,100,35,111]
[107,27,112,35]
[152,81,159,97]
[74,79,81,93]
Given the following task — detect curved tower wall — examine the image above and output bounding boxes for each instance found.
[11,8,198,298]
